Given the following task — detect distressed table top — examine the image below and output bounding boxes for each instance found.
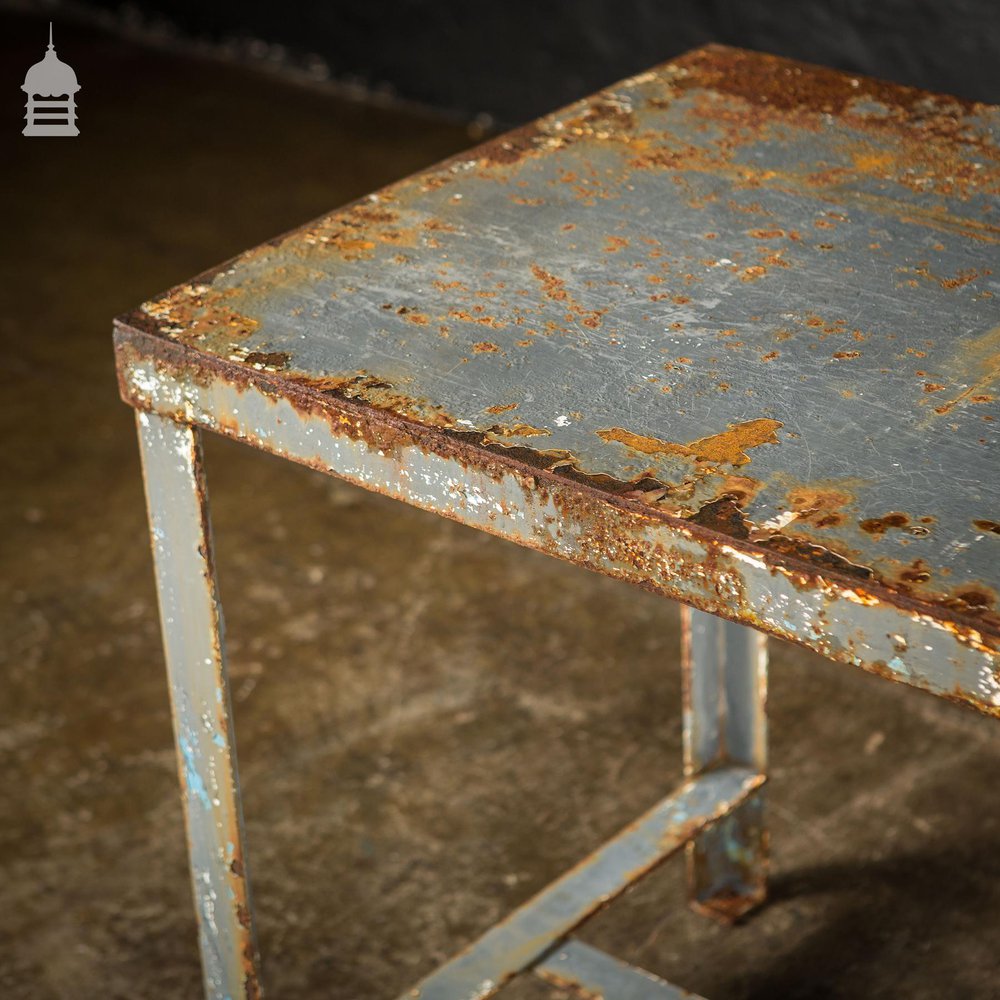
[116,46,1000,707]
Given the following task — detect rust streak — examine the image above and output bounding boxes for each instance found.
[597,418,783,467]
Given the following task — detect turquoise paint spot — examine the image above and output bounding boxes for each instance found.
[212,733,226,749]
[180,738,212,810]
[889,656,908,675]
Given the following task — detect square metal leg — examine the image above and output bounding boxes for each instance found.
[682,606,768,922]
[135,408,767,998]
[137,411,262,999]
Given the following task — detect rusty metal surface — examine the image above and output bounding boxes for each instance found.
[116,46,1000,714]
[401,767,763,1000]
[683,608,767,923]
[533,939,701,999]
[115,331,1000,715]
[136,412,261,1000]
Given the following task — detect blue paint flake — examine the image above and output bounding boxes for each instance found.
[180,737,212,810]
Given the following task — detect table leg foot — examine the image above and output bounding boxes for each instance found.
[682,607,768,923]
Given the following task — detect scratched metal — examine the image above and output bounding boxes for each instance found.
[683,608,767,922]
[136,412,261,1000]
[403,767,763,1000]
[130,45,1000,642]
[117,48,1000,999]
[533,939,700,999]
[115,338,1000,713]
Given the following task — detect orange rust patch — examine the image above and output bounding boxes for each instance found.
[785,483,858,530]
[485,402,519,415]
[687,419,784,464]
[662,48,1000,208]
[142,285,260,348]
[762,252,790,268]
[832,350,861,360]
[529,263,606,329]
[597,417,782,467]
[974,519,1000,535]
[596,427,686,457]
[450,309,505,329]
[531,264,568,301]
[851,150,895,173]
[330,238,376,257]
[303,202,429,259]
[942,268,986,289]
[473,341,501,353]
[860,512,910,536]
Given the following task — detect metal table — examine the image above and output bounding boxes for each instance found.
[114,45,1000,999]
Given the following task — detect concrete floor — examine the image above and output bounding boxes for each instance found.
[4,12,1000,999]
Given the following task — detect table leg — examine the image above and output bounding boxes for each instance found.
[136,411,262,999]
[681,606,768,922]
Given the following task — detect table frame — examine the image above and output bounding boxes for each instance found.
[118,320,995,997]
[136,404,765,999]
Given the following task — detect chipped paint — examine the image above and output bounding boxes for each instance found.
[116,46,1000,999]
[116,334,1000,717]
[118,43,999,625]
[136,413,261,1000]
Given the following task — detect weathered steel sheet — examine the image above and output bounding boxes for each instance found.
[120,46,1000,651]
[116,46,1000,999]
[402,767,762,999]
[115,334,1000,715]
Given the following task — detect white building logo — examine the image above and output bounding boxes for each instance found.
[22,24,80,137]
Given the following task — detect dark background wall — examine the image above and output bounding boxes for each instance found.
[80,0,1000,123]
